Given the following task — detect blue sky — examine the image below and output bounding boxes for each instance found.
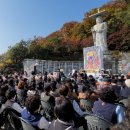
[0,0,110,54]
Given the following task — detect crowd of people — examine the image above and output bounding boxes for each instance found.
[0,69,130,130]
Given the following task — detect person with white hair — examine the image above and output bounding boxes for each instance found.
[120,75,130,99]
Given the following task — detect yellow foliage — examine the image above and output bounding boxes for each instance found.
[111,51,122,59]
[5,59,13,64]
[0,63,4,69]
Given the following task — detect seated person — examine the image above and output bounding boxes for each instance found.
[50,81,60,98]
[110,79,121,99]
[41,83,55,107]
[0,85,8,105]
[120,75,130,99]
[48,96,77,130]
[65,82,78,102]
[96,77,111,90]
[16,80,26,106]
[110,96,130,130]
[27,82,38,97]
[59,85,87,130]
[40,83,55,121]
[0,88,23,113]
[78,88,94,113]
[78,86,90,100]
[21,95,49,130]
[59,85,87,117]
[92,88,125,124]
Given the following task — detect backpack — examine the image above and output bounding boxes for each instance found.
[51,119,75,130]
[111,102,126,124]
[41,93,55,120]
[41,99,55,121]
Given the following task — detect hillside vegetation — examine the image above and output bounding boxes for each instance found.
[0,0,130,73]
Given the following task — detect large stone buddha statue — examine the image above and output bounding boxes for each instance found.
[91,16,108,52]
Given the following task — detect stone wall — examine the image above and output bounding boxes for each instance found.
[23,59,83,76]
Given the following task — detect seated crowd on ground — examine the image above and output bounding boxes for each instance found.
[0,70,130,130]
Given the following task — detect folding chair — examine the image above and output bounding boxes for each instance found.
[85,114,112,130]
[3,107,22,130]
[20,117,36,130]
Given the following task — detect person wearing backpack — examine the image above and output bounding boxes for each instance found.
[40,83,55,121]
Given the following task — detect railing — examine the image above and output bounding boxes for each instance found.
[23,59,83,75]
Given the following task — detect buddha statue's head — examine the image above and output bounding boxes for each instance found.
[96,16,103,24]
